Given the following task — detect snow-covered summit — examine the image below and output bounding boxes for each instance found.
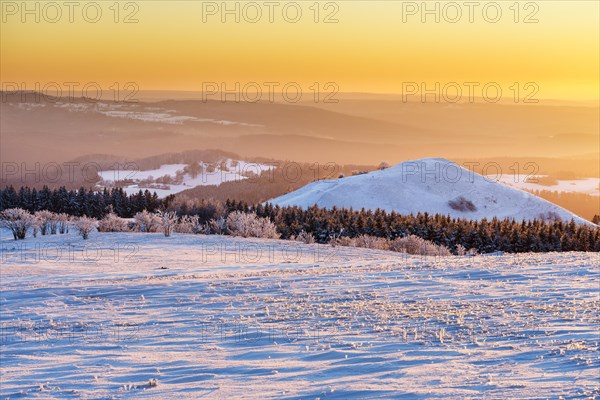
[269,158,591,224]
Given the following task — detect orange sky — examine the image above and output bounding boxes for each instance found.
[1,1,599,100]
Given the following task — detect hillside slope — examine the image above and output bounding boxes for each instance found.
[270,158,591,224]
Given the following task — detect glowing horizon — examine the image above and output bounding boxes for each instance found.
[1,1,599,101]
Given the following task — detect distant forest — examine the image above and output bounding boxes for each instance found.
[529,190,599,221]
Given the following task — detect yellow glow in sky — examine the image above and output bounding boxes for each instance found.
[1,0,599,100]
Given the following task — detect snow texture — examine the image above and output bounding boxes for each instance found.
[1,230,599,399]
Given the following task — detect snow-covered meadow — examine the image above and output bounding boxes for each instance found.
[1,230,599,399]
[98,160,274,197]
[52,101,262,127]
[494,175,600,197]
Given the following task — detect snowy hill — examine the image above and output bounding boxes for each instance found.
[270,158,591,224]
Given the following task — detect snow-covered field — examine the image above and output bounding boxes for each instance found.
[98,160,274,197]
[54,101,262,127]
[1,231,599,399]
[494,175,600,197]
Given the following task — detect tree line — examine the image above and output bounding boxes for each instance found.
[528,189,599,222]
[0,185,172,218]
[1,186,598,254]
[225,201,600,254]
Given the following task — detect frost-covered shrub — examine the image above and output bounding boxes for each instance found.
[134,210,161,233]
[296,230,316,244]
[334,236,355,247]
[389,235,421,254]
[454,244,478,256]
[390,235,451,256]
[175,215,202,234]
[72,216,97,240]
[331,235,383,249]
[330,234,452,255]
[354,234,390,250]
[207,217,227,235]
[0,208,35,240]
[157,210,178,237]
[98,212,130,232]
[331,235,392,250]
[455,243,467,256]
[35,210,59,235]
[31,215,41,238]
[226,211,280,239]
[448,196,477,212]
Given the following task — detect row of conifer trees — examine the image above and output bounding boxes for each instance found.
[1,186,598,253]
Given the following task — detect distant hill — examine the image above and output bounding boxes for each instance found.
[2,92,598,165]
[269,158,591,224]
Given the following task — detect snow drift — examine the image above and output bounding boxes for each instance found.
[269,158,591,224]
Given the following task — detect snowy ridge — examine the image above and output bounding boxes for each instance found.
[270,158,591,224]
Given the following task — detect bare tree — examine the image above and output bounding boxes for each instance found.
[57,213,70,234]
[31,215,41,238]
[157,210,178,237]
[378,161,391,170]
